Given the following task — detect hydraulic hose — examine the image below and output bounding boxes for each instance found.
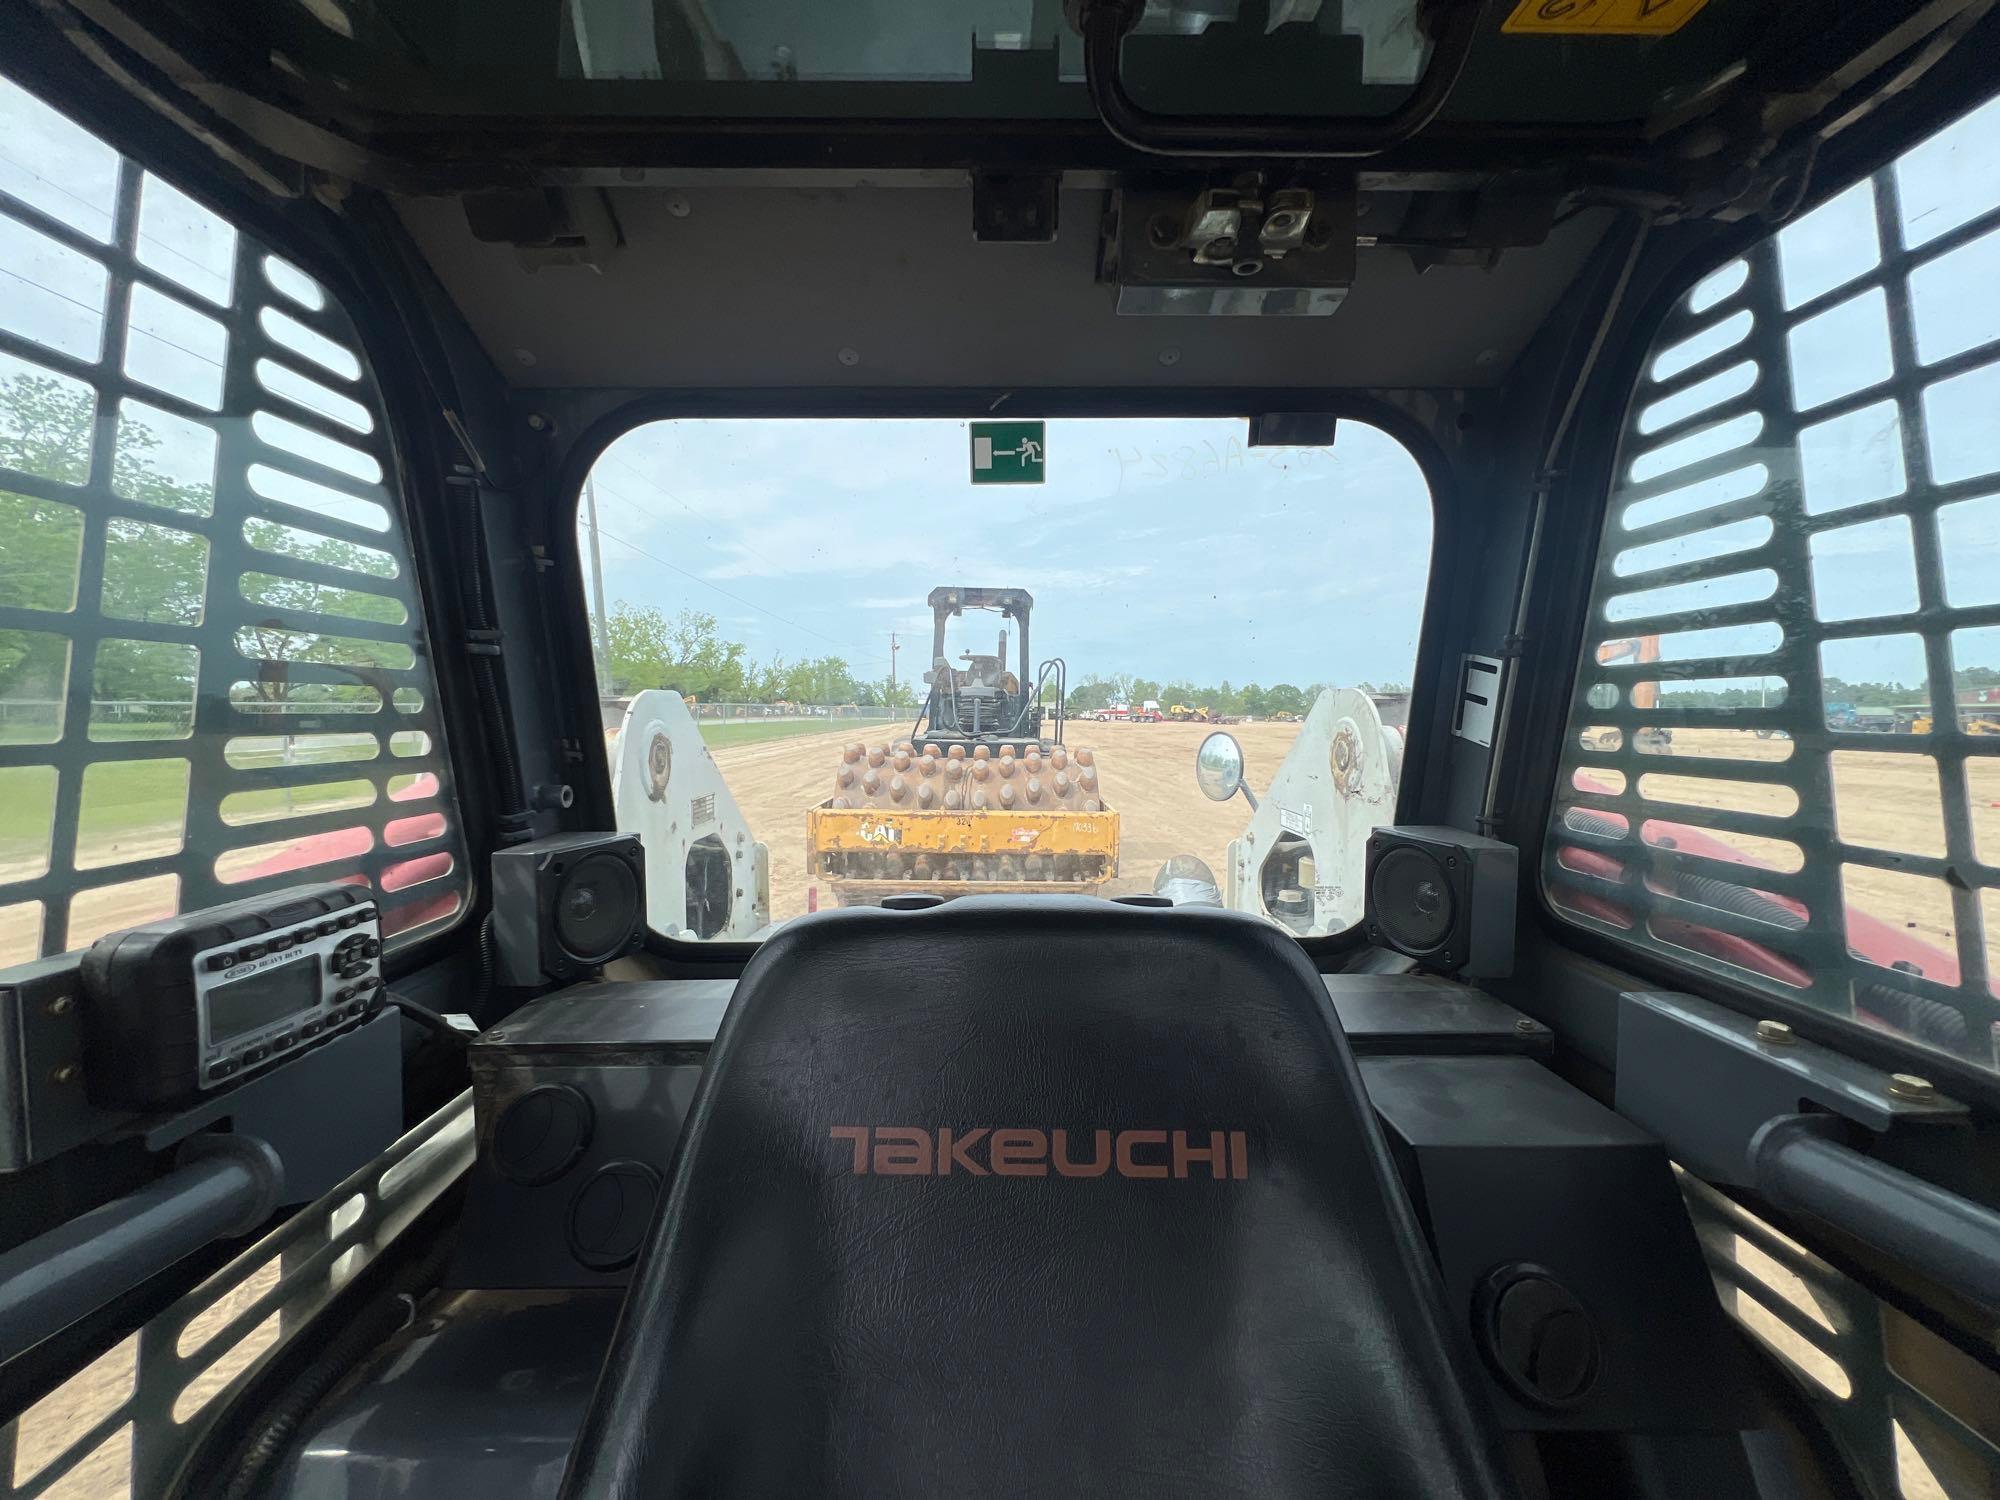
[200,1233,457,1500]
[1668,871,1806,931]
[217,1287,415,1500]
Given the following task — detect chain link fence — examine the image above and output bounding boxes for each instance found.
[598,697,906,731]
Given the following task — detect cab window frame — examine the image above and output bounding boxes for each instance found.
[549,386,1459,967]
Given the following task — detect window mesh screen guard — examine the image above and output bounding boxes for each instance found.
[0,74,466,961]
[1547,94,2000,1072]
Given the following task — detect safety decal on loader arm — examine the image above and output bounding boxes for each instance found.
[1502,0,1708,35]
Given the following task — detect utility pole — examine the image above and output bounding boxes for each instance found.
[584,475,610,686]
[890,631,899,700]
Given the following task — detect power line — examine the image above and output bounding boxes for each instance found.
[589,513,873,657]
[0,152,116,241]
[1,264,227,375]
[0,146,238,289]
[597,450,796,580]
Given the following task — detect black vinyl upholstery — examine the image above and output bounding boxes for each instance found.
[561,898,1513,1500]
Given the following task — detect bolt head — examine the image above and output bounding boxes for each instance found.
[1514,1017,1538,1033]
[1888,1072,1937,1102]
[1755,1019,1796,1045]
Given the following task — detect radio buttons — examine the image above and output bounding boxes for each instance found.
[269,934,294,952]
[241,943,268,960]
[206,953,234,971]
[301,1020,323,1038]
[271,1032,295,1051]
[360,938,381,958]
[317,920,339,936]
[339,961,371,981]
[338,913,362,929]
[243,1045,269,1065]
[207,1058,239,1081]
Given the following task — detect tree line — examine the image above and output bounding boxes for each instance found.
[1,373,408,735]
[601,602,919,709]
[600,606,1413,719]
[1651,672,2000,709]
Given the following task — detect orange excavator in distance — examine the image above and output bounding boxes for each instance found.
[1584,635,1671,751]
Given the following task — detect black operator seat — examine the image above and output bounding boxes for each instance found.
[560,898,1514,1500]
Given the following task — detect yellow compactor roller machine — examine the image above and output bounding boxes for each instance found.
[807,587,1119,905]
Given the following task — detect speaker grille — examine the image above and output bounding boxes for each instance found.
[1373,846,1455,954]
[554,853,640,962]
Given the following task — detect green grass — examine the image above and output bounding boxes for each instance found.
[0,714,889,863]
[0,733,391,862]
[697,716,898,749]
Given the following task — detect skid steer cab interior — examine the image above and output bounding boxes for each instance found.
[4,2,2000,1498]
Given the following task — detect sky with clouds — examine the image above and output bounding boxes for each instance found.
[581,416,1436,691]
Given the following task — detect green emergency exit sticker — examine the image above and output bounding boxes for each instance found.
[970,420,1046,485]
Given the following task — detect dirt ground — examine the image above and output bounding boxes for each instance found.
[707,717,1309,922]
[1600,726,1999,978]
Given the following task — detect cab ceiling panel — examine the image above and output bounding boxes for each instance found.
[394,188,1612,389]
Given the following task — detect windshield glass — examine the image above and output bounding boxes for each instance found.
[579,415,1432,942]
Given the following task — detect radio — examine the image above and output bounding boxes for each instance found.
[78,882,385,1110]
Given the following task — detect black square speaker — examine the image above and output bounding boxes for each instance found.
[492,833,647,985]
[1364,826,1517,979]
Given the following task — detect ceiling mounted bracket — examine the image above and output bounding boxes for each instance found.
[1069,0,1488,159]
[971,171,1061,242]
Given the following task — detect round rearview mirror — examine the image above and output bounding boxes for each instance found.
[1195,732,1247,803]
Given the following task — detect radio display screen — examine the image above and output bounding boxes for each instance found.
[207,958,319,1044]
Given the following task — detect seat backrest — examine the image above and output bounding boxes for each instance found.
[562,898,1512,1500]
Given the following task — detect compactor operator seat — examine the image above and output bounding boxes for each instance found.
[561,899,1513,1500]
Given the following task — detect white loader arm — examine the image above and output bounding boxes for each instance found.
[610,690,772,940]
[1222,687,1403,936]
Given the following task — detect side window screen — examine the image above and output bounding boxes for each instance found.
[1549,91,2000,1072]
[0,73,465,963]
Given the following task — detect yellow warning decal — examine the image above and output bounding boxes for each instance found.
[1502,0,1709,35]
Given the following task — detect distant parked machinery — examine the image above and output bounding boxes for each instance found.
[805,588,1119,905]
